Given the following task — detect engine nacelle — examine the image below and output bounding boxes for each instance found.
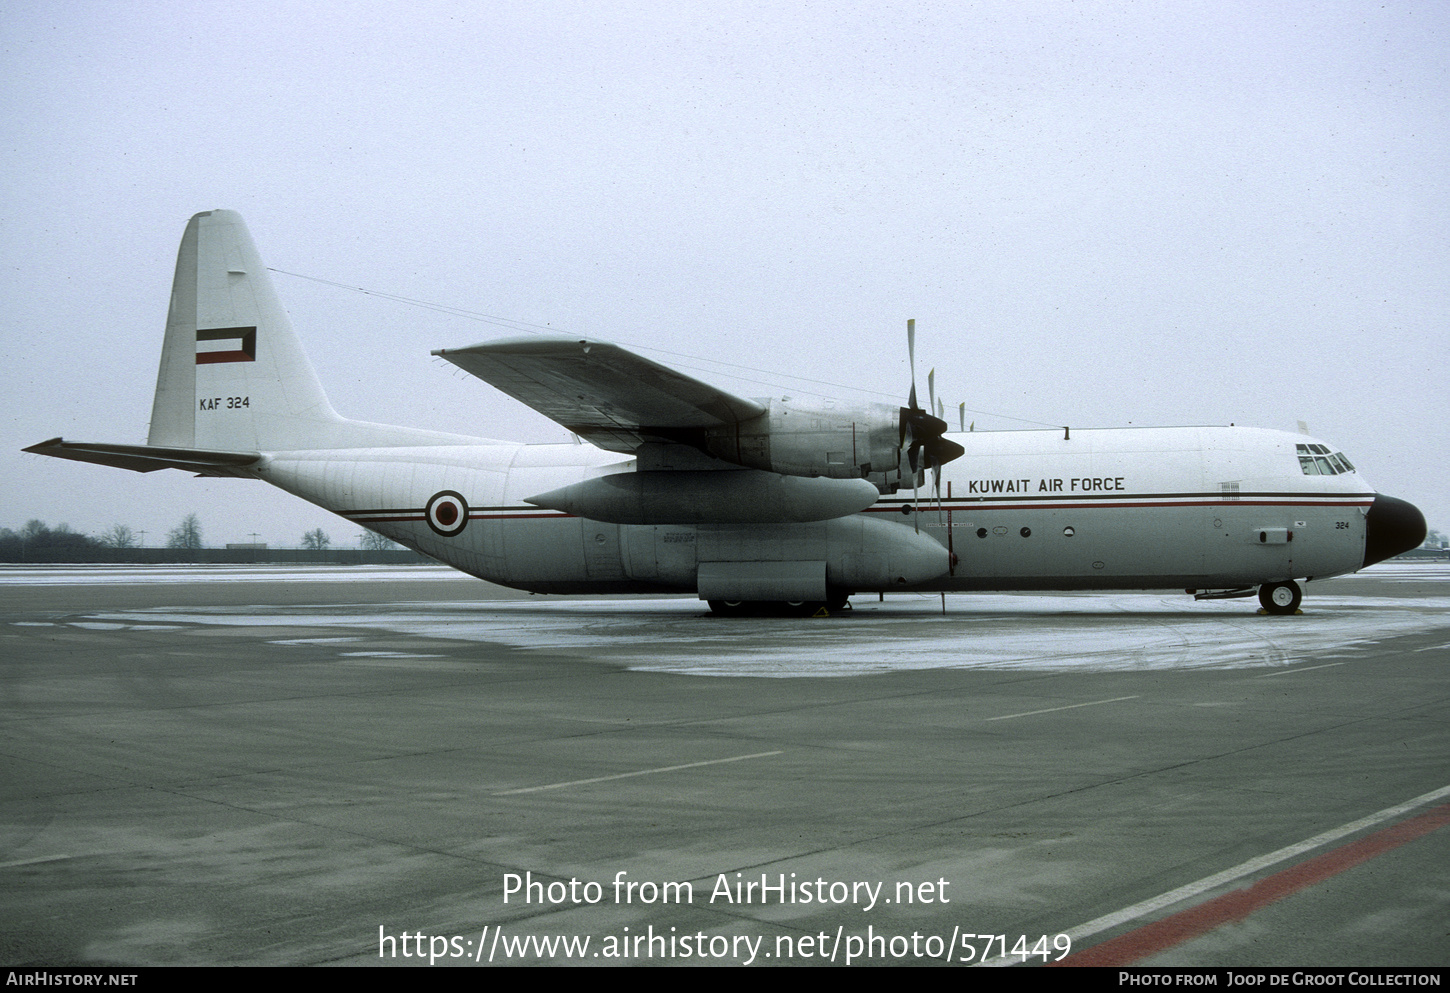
[697,399,905,489]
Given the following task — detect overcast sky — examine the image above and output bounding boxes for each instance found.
[3,1,1446,548]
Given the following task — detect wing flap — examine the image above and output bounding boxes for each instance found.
[24,438,262,477]
[433,336,766,453]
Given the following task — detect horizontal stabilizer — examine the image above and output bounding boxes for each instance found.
[24,438,261,477]
[434,336,766,454]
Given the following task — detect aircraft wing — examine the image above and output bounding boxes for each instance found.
[433,336,766,453]
[23,439,262,478]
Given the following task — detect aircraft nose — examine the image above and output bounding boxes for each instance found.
[1363,494,1427,568]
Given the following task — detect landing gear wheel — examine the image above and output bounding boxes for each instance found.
[1258,580,1302,615]
[707,600,841,617]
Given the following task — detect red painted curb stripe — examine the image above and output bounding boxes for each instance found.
[1054,802,1450,967]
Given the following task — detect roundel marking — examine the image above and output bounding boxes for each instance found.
[425,490,469,537]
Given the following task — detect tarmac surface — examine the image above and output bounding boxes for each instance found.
[1,562,1447,967]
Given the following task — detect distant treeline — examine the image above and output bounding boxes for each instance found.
[0,521,431,565]
[0,522,103,561]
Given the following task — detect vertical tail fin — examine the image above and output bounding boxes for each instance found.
[148,210,342,451]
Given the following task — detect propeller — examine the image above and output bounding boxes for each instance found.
[899,320,965,528]
[900,321,964,484]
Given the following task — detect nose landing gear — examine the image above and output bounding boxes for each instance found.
[1258,580,1302,615]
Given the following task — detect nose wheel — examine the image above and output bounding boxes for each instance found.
[1258,580,1302,615]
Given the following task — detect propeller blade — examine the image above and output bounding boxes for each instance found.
[899,418,915,483]
[912,460,921,531]
[933,461,943,525]
[907,319,917,411]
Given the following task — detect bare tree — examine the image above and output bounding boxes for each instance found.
[301,528,331,551]
[166,514,203,549]
[100,524,138,548]
[358,530,398,551]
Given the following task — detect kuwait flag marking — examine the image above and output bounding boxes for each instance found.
[196,326,257,364]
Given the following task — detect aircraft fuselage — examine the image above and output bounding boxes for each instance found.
[254,423,1384,598]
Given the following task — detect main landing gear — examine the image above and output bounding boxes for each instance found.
[1258,580,1302,615]
[707,596,851,617]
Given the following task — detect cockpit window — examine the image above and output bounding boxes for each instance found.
[1296,443,1356,475]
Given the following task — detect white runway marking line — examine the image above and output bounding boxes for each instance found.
[0,855,71,869]
[984,696,1141,722]
[977,782,1450,966]
[492,750,785,795]
[1253,661,1348,677]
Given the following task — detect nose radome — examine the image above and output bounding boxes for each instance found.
[1363,494,1427,568]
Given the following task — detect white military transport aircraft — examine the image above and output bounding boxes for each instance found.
[27,211,1426,615]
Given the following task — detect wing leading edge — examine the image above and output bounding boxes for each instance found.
[433,336,766,454]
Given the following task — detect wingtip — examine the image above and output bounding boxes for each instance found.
[22,437,63,454]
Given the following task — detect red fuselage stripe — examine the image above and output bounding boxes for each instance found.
[344,497,1372,523]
